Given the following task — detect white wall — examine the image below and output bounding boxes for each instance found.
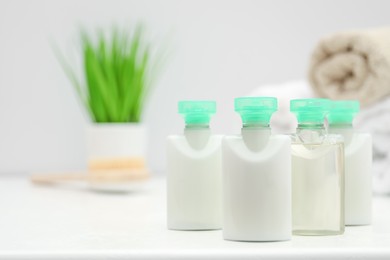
[1,0,389,174]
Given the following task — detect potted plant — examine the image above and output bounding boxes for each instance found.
[56,26,162,191]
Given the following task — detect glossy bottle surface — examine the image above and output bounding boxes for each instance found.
[329,128,372,225]
[167,129,222,230]
[223,128,291,241]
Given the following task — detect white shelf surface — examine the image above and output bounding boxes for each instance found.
[0,176,390,259]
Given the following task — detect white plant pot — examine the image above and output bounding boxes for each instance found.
[86,123,148,192]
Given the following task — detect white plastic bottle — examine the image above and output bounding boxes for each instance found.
[222,97,291,242]
[290,99,345,236]
[167,101,222,230]
[328,100,372,226]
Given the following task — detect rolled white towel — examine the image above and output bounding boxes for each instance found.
[309,27,390,107]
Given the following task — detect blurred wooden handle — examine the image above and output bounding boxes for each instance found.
[31,169,149,185]
[31,173,88,184]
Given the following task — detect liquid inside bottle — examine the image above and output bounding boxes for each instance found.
[291,140,344,235]
[290,99,345,236]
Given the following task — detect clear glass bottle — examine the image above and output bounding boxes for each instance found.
[328,100,372,226]
[223,97,291,241]
[166,101,222,230]
[290,99,345,235]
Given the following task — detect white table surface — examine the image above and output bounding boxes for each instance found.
[0,175,390,260]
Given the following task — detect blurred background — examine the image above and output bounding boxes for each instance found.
[1,0,390,175]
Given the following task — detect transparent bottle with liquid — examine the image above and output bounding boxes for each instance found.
[328,100,372,226]
[223,97,291,241]
[166,101,222,230]
[290,99,345,236]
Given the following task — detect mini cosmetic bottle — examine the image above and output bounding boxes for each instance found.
[290,99,345,235]
[167,101,222,230]
[222,97,291,241]
[328,100,372,226]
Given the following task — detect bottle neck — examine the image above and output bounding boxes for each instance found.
[328,123,353,145]
[297,122,325,130]
[184,124,211,150]
[241,124,271,152]
[296,122,326,143]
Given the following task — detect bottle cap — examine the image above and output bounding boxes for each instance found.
[290,98,330,124]
[328,100,359,125]
[178,100,216,125]
[235,97,277,125]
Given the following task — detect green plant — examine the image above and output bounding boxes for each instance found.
[56,25,162,123]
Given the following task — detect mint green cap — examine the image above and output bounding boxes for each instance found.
[328,100,359,124]
[235,97,277,125]
[290,98,331,123]
[178,100,216,125]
